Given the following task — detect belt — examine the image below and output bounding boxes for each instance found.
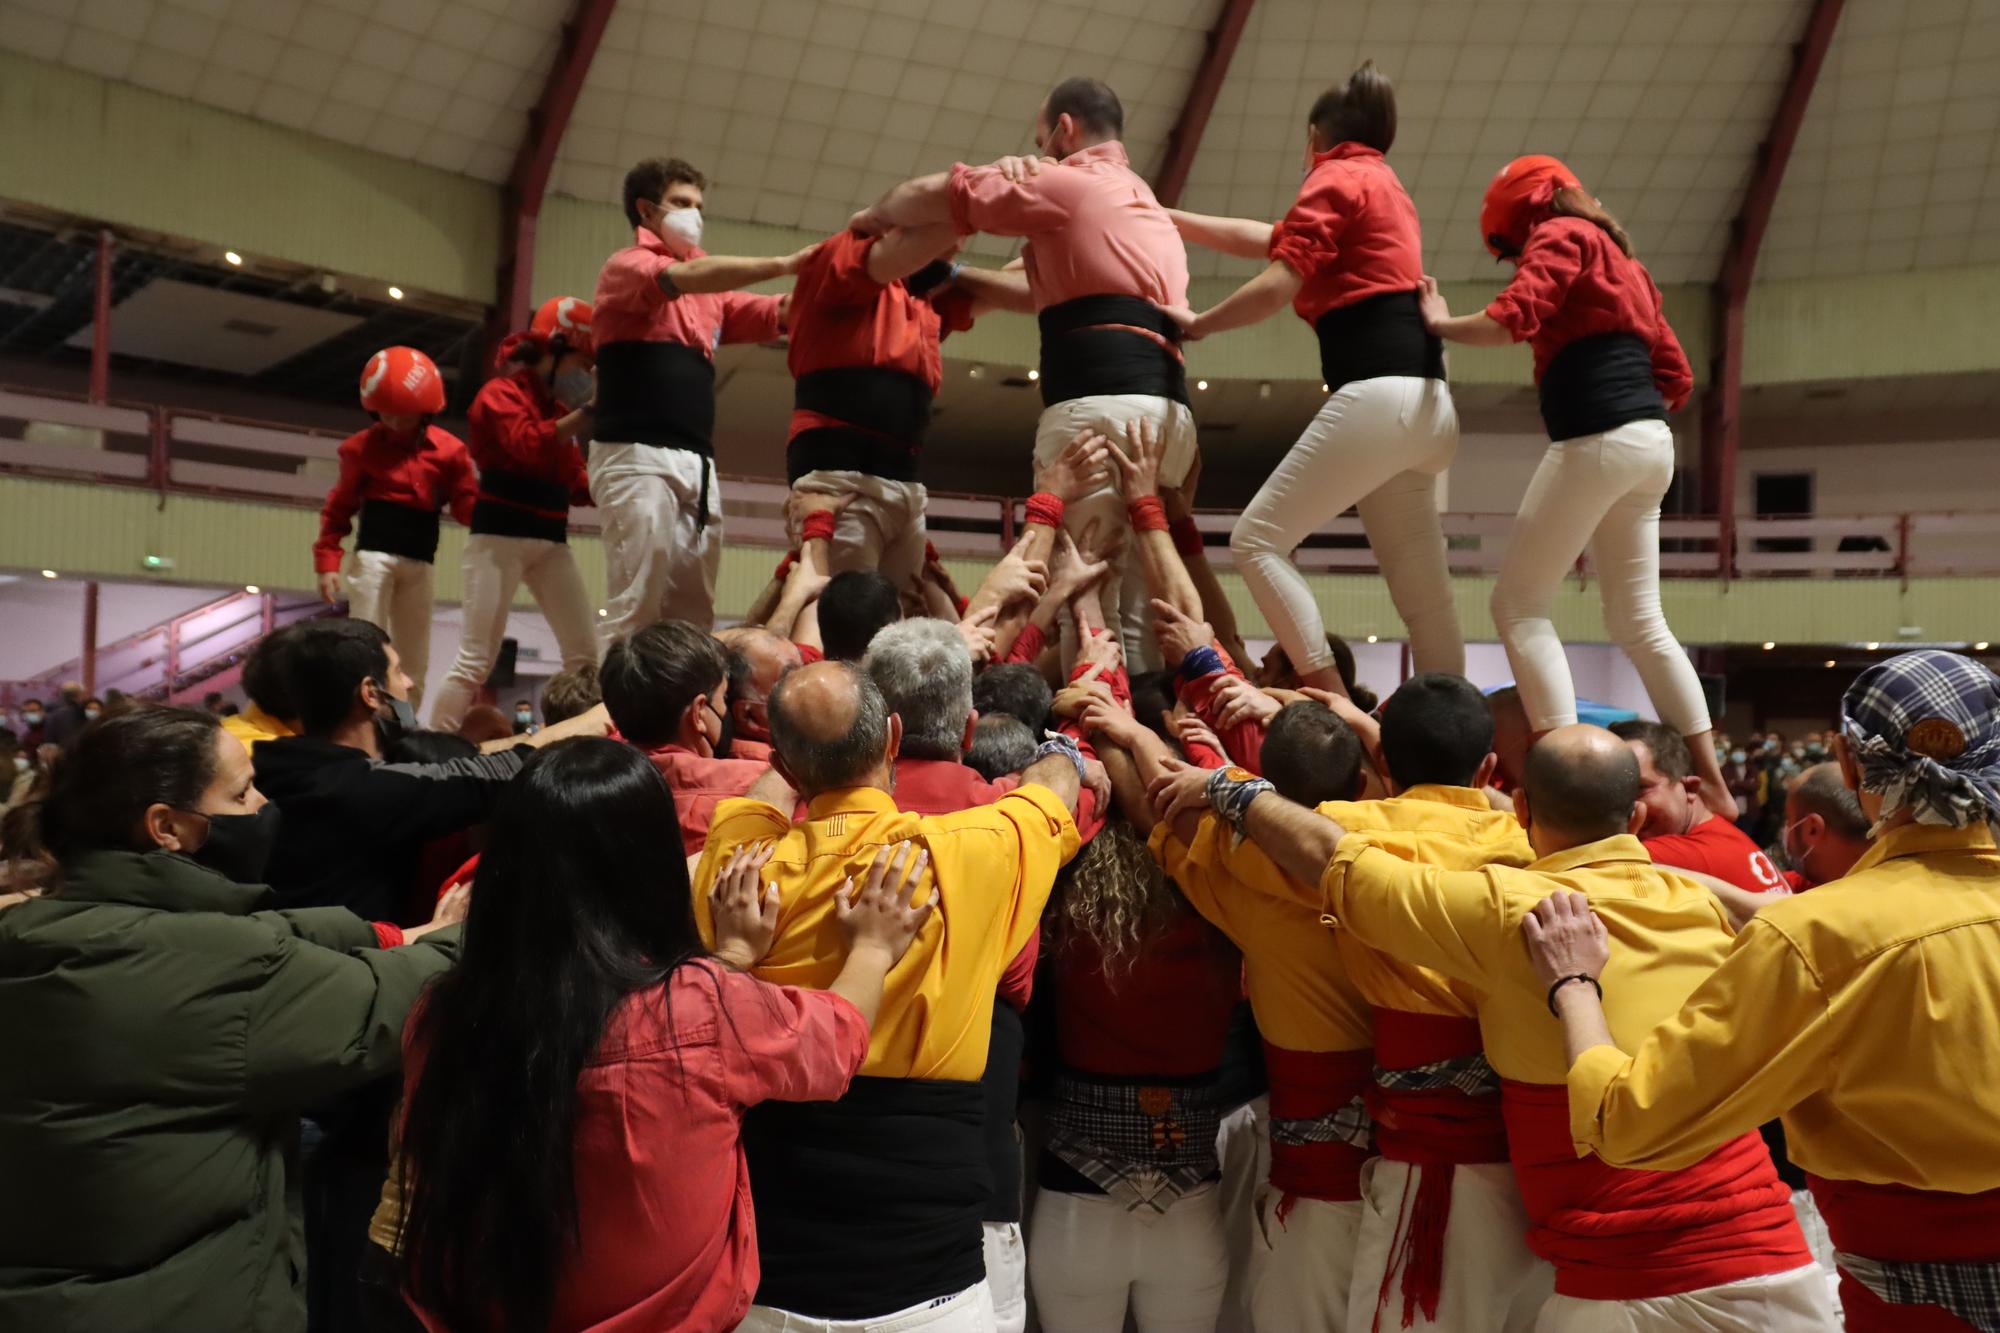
[1036,293,1189,408]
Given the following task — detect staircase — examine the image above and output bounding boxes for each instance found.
[9,591,335,706]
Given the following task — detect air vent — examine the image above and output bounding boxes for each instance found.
[222,318,279,338]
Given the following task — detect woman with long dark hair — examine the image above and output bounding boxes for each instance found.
[390,738,931,1333]
[1165,61,1462,692]
[0,705,462,1332]
[1417,155,1735,818]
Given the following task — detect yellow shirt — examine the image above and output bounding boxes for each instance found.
[1570,822,2000,1191]
[1322,834,1737,1083]
[221,704,296,753]
[693,784,1079,1081]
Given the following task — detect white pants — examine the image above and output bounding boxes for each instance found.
[981,1221,1026,1333]
[1349,1160,1551,1333]
[589,441,722,644]
[740,1280,998,1332]
[1789,1188,1843,1312]
[1248,1190,1361,1333]
[792,470,930,589]
[1230,376,1463,678]
[346,549,434,709]
[1032,394,1198,669]
[428,533,599,731]
[1491,419,1711,735]
[1214,1097,1271,1332]
[1533,1262,1839,1332]
[1029,1183,1228,1333]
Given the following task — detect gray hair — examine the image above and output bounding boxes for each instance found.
[864,618,973,761]
[768,662,889,796]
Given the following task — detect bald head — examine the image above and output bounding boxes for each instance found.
[716,624,800,742]
[1522,724,1642,847]
[767,660,894,796]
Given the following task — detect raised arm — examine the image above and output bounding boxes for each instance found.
[851,171,955,231]
[948,264,1035,316]
[864,223,962,285]
[1159,455,1246,666]
[1105,417,1201,619]
[663,243,817,297]
[965,430,1110,625]
[1167,208,1275,260]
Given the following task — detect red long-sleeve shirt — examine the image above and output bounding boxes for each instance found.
[313,423,476,574]
[785,230,946,444]
[1485,217,1694,410]
[466,368,590,508]
[1270,143,1428,324]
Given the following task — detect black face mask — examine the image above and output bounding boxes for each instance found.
[186,804,282,885]
[373,689,417,749]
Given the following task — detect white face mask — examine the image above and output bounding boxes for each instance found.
[656,204,703,255]
[11,755,26,773]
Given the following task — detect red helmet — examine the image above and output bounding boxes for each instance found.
[531,295,595,360]
[359,346,446,416]
[1479,155,1583,259]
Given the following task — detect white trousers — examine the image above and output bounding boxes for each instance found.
[1214,1097,1271,1332]
[792,470,930,589]
[1532,1262,1839,1332]
[1230,376,1463,678]
[1248,1191,1361,1333]
[428,533,599,731]
[1491,419,1711,735]
[1028,1183,1228,1333]
[740,1280,998,1332]
[1032,394,1199,669]
[346,549,434,709]
[1349,1160,1551,1333]
[981,1221,1026,1333]
[588,441,722,644]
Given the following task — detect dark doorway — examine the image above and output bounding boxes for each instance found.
[1753,472,1813,554]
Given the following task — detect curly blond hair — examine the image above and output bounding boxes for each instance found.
[1050,818,1186,980]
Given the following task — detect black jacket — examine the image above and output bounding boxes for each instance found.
[254,737,526,922]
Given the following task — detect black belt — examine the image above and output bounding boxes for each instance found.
[745,1074,988,1319]
[470,467,570,543]
[355,500,440,564]
[788,366,933,483]
[1037,294,1189,408]
[1314,288,1446,393]
[1537,331,1668,442]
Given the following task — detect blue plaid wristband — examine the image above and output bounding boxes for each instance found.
[1206,765,1274,834]
[1179,644,1225,682]
[1036,733,1087,784]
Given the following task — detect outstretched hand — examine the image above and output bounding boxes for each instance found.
[1034,431,1113,503]
[1150,597,1215,669]
[1104,416,1171,499]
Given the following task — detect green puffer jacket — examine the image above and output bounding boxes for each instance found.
[0,849,459,1332]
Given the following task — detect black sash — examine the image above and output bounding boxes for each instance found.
[1537,331,1667,442]
[1037,294,1189,408]
[787,367,934,482]
[591,340,717,454]
[470,467,570,543]
[744,1074,988,1319]
[354,500,440,563]
[981,1002,1027,1225]
[1314,289,1446,393]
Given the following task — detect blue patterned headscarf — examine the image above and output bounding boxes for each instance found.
[1840,650,2000,838]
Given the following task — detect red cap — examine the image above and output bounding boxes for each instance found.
[531,295,594,359]
[1479,155,1583,259]
[358,346,446,416]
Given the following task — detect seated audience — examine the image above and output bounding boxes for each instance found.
[537,662,603,727]
[0,706,461,1333]
[388,738,929,1333]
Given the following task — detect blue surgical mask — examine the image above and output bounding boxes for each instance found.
[20,711,41,728]
[515,710,533,727]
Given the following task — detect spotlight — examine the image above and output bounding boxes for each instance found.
[40,568,57,579]
[1865,641,1880,650]
[1320,383,1328,393]
[1027,368,1039,381]
[1824,660,1836,668]
[388,285,405,301]
[1196,379,1208,391]
[968,364,983,379]
[1978,642,1992,652]
[1762,642,1775,650]
[244,584,260,595]
[1365,634,1378,644]
[224,250,243,266]
[597,608,608,617]
[1258,381,1272,399]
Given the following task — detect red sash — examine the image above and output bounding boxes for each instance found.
[1809,1175,2000,1333]
[1263,1043,1372,1204]
[1502,1081,1809,1300]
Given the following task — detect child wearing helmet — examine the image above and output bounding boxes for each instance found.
[1416,157,1735,821]
[428,298,602,732]
[314,346,476,709]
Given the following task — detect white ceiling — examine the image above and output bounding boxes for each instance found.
[1,0,1996,287]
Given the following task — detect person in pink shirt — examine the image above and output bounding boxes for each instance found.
[592,157,818,637]
[389,737,934,1333]
[851,78,1195,668]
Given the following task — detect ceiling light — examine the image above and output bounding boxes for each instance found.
[597,608,608,617]
[39,568,56,579]
[1320,383,1329,393]
[244,584,260,594]
[1865,641,1880,650]
[1761,642,1775,650]
[1026,368,1039,381]
[968,364,983,379]
[1258,381,1271,399]
[1196,379,1208,391]
[224,250,242,266]
[1365,634,1378,644]
[1977,642,1991,652]
[387,285,404,300]
[1824,660,1836,668]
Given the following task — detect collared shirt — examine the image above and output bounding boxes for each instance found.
[220,704,296,755]
[786,229,946,445]
[313,424,477,573]
[946,140,1189,311]
[1569,822,2000,1192]
[645,744,767,857]
[593,227,785,354]
[692,784,1079,1080]
[1321,833,1735,1082]
[1643,814,1787,893]
[1484,216,1694,410]
[466,368,590,507]
[1270,142,1427,323]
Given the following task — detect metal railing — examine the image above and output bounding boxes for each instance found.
[2,383,1995,583]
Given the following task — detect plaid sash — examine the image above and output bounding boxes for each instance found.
[1270,1095,1373,1153]
[1046,1073,1222,1215]
[1837,1254,2000,1332]
[1375,1050,1501,1099]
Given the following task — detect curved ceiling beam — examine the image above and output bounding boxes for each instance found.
[1154,0,1257,208]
